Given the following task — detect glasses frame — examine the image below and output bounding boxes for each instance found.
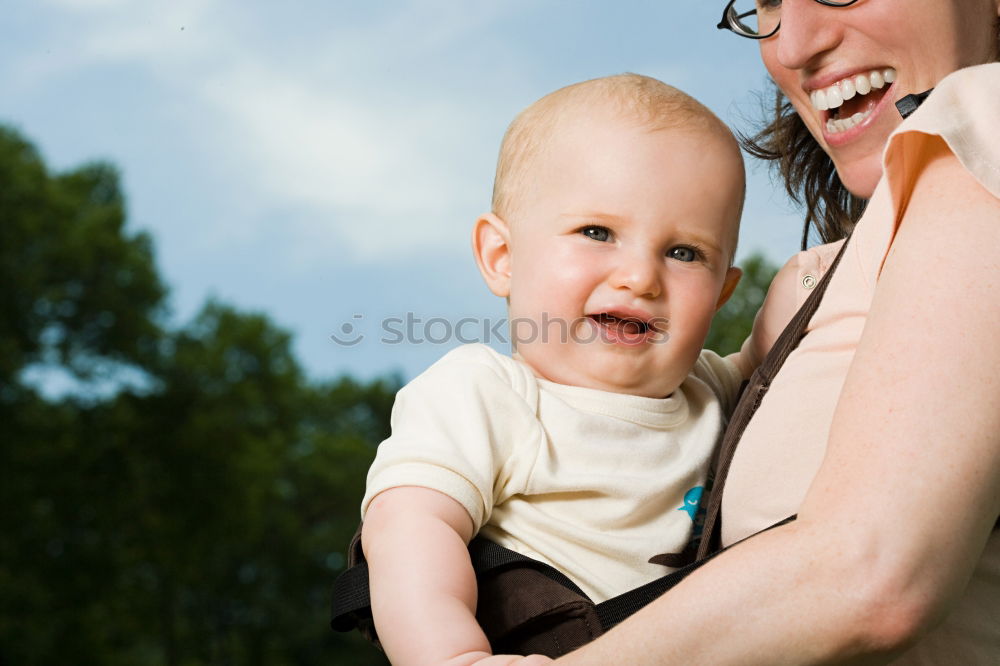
[717,0,861,40]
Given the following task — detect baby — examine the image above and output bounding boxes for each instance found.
[361,74,779,665]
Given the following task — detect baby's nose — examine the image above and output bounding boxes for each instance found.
[610,255,661,298]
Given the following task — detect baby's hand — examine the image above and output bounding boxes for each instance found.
[444,652,554,666]
[472,656,553,666]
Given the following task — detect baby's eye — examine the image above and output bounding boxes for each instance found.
[667,246,700,262]
[581,226,611,242]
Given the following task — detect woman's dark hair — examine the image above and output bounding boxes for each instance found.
[741,85,868,250]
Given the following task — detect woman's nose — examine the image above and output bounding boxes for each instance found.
[773,0,844,71]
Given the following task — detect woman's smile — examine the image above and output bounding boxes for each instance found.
[818,77,899,149]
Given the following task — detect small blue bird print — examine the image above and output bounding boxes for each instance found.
[678,486,704,521]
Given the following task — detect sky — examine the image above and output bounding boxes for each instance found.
[4,0,808,385]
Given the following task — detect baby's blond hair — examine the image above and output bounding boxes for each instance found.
[491,73,744,233]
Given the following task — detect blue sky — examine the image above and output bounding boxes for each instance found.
[4,0,806,384]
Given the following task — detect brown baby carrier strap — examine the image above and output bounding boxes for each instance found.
[330,522,610,657]
[330,516,796,658]
[696,235,851,561]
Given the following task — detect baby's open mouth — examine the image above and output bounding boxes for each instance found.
[811,67,896,134]
[589,313,649,336]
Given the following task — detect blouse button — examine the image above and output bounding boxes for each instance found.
[802,273,818,290]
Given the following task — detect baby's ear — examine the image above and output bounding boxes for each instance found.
[472,213,512,298]
[715,266,743,311]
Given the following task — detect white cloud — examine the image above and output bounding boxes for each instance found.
[196,63,494,259]
[14,1,781,268]
[13,0,217,86]
[16,0,531,263]
[4,1,799,383]
[39,0,134,9]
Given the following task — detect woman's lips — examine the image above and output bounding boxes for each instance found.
[808,67,897,139]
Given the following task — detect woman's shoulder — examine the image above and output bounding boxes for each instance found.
[885,63,1000,201]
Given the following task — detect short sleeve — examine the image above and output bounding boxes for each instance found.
[360,345,540,532]
[793,239,846,308]
[883,63,1000,222]
[692,350,744,414]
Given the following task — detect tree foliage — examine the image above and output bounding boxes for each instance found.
[0,126,390,665]
[0,126,165,389]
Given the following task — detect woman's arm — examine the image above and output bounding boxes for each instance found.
[557,141,1000,664]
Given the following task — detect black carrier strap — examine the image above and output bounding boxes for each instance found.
[330,526,378,646]
[330,516,798,658]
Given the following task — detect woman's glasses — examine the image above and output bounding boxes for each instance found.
[717,0,861,40]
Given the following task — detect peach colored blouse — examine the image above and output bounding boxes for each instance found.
[723,63,1000,663]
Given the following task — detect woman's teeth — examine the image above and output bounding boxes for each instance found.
[810,68,896,134]
[810,68,896,111]
[826,110,872,134]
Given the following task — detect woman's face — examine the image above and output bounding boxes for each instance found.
[760,0,1000,199]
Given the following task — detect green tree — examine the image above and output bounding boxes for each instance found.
[0,126,165,390]
[113,302,393,665]
[0,125,167,665]
[0,125,393,665]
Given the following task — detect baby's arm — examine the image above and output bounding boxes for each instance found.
[363,486,551,666]
[726,253,801,378]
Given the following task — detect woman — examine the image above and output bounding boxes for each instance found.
[556,0,1000,663]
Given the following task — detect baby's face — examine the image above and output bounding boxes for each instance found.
[503,113,743,398]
